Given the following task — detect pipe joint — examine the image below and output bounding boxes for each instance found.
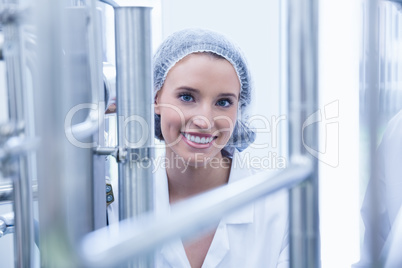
[0,212,14,238]
[93,146,118,158]
[117,146,127,163]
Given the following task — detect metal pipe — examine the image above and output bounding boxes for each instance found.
[80,158,313,267]
[0,29,3,60]
[112,5,154,267]
[113,5,153,217]
[34,3,97,267]
[0,184,13,204]
[0,219,6,236]
[64,1,105,143]
[1,2,35,267]
[100,0,155,8]
[93,146,117,156]
[0,211,15,237]
[366,0,382,266]
[0,180,38,204]
[88,0,107,231]
[287,0,320,267]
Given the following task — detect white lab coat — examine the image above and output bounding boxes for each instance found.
[108,150,289,268]
[355,110,402,267]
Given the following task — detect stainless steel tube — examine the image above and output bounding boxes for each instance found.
[81,159,313,268]
[113,6,154,267]
[114,6,153,219]
[0,184,13,204]
[65,0,103,142]
[0,181,38,205]
[34,3,97,267]
[287,0,320,267]
[2,3,35,267]
[365,0,381,266]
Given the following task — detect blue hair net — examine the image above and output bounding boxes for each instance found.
[153,28,255,156]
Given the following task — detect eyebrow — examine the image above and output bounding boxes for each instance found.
[177,87,239,99]
[177,87,199,93]
[218,93,239,99]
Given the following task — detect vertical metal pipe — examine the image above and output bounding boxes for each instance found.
[34,2,97,267]
[88,0,107,230]
[35,4,78,264]
[365,0,381,266]
[114,6,154,267]
[2,3,35,267]
[287,0,320,267]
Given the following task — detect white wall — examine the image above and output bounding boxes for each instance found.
[319,0,360,267]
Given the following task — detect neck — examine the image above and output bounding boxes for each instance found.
[164,150,232,204]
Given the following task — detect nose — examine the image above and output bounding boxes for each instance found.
[190,105,215,130]
[192,116,211,129]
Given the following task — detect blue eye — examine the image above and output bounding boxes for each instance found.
[179,94,194,102]
[216,99,232,107]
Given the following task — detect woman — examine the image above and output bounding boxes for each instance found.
[152,28,289,268]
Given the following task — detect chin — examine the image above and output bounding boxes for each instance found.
[175,150,223,168]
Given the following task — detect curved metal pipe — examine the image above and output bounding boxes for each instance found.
[80,158,313,267]
[64,0,104,142]
[99,0,154,8]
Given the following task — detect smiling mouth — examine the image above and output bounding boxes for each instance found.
[181,132,217,144]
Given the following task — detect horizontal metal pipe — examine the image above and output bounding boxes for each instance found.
[93,146,117,156]
[80,158,313,267]
[0,181,38,204]
[0,184,14,204]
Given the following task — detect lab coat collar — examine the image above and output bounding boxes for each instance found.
[155,150,255,267]
[222,150,255,225]
[154,150,255,224]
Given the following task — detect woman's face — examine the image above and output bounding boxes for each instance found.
[155,53,240,165]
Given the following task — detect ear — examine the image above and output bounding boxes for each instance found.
[154,91,161,115]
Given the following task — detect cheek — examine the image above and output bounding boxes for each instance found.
[159,107,184,133]
[215,111,238,136]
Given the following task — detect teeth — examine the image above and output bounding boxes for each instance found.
[184,133,214,144]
